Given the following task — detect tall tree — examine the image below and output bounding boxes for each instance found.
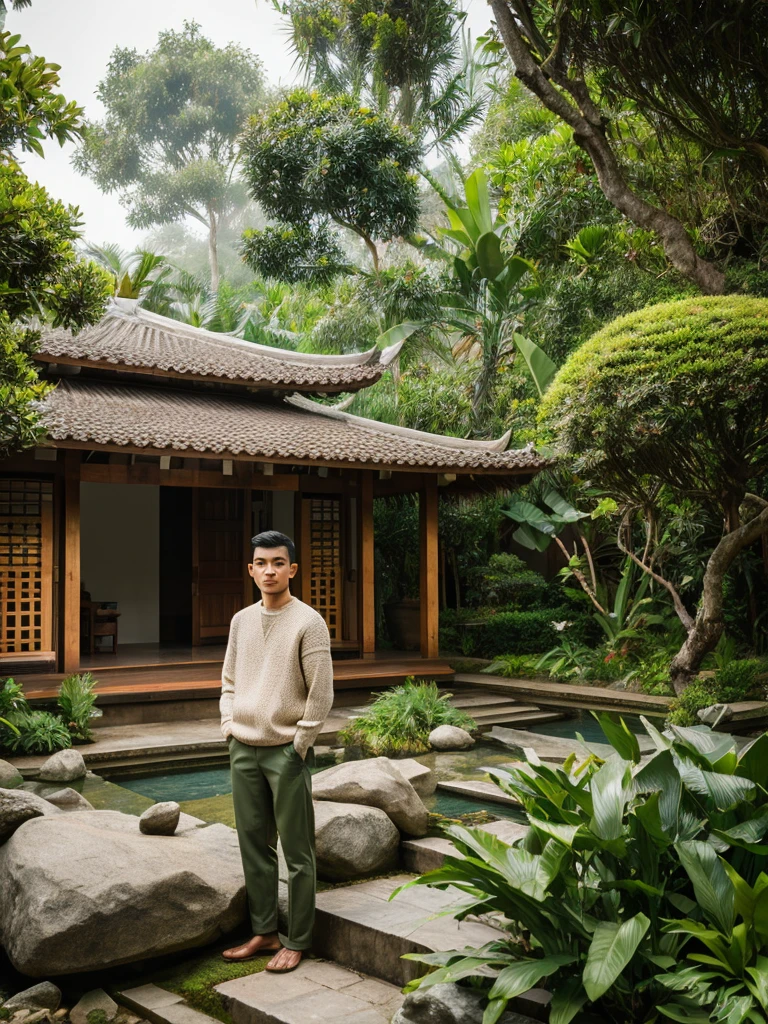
[0,30,110,458]
[74,22,265,292]
[481,0,768,294]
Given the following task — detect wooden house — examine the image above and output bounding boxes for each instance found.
[0,299,545,703]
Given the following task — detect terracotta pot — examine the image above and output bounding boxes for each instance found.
[383,597,421,651]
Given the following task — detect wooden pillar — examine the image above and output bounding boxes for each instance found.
[360,471,375,658]
[62,450,81,673]
[419,476,439,659]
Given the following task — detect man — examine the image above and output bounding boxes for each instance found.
[219,530,334,972]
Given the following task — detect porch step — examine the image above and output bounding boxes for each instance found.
[216,958,405,1024]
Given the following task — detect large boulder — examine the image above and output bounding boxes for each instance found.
[38,749,86,783]
[391,758,436,797]
[0,809,246,975]
[393,982,537,1024]
[312,758,428,836]
[428,725,474,751]
[2,983,61,1013]
[139,801,180,836]
[313,801,399,882]
[0,758,22,789]
[0,789,60,844]
[44,788,94,811]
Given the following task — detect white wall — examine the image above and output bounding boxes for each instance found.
[80,482,160,645]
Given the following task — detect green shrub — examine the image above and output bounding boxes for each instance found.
[667,659,766,726]
[397,718,768,1023]
[337,678,476,756]
[0,677,28,719]
[3,709,72,754]
[57,671,102,741]
[465,553,547,609]
[481,653,541,678]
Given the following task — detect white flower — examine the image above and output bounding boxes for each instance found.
[551,620,572,632]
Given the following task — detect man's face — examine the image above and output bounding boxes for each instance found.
[248,545,298,594]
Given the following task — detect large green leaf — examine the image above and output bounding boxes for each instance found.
[549,976,589,1024]
[632,749,682,835]
[475,231,505,281]
[669,725,737,768]
[511,522,552,552]
[512,332,558,396]
[590,756,631,841]
[464,168,493,236]
[675,840,736,935]
[375,321,428,349]
[488,954,575,1000]
[677,758,756,811]
[583,913,650,1001]
[597,713,641,763]
[736,732,768,790]
[713,809,768,856]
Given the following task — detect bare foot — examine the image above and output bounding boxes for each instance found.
[221,932,282,962]
[265,947,303,972]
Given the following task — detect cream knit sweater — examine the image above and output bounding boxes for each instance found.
[219,596,334,759]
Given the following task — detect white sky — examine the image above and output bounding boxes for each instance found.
[9,0,493,250]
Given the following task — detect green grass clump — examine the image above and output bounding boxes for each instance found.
[337,677,476,756]
[667,659,766,726]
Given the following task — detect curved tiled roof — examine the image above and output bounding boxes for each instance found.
[40,380,547,474]
[36,300,402,392]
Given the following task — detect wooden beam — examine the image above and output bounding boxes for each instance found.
[360,471,376,657]
[62,451,81,673]
[419,476,439,659]
[79,462,298,490]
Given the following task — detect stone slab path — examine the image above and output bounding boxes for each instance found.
[456,672,670,716]
[216,958,404,1024]
[437,778,522,807]
[402,818,529,872]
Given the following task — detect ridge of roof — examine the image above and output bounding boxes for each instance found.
[285,393,515,452]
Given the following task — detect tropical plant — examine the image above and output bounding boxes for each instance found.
[667,661,767,728]
[481,653,540,678]
[0,678,28,721]
[57,672,102,742]
[465,553,547,609]
[393,717,768,1024]
[2,709,72,755]
[239,89,422,273]
[539,296,768,692]
[337,678,476,755]
[84,244,170,302]
[535,637,596,680]
[74,22,265,291]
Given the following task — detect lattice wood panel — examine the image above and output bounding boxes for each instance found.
[304,498,342,641]
[0,479,53,655]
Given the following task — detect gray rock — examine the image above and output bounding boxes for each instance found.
[0,758,22,789]
[3,983,61,1013]
[312,757,428,836]
[391,757,436,797]
[428,725,475,751]
[44,788,94,811]
[697,703,734,726]
[313,800,399,882]
[139,801,180,836]
[38,749,86,783]
[0,809,246,975]
[69,989,118,1024]
[393,982,538,1024]
[0,789,60,844]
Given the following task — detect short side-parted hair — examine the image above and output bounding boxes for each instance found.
[251,530,297,564]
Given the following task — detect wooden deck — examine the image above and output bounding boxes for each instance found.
[22,649,455,703]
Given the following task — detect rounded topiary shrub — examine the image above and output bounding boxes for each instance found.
[538,295,768,500]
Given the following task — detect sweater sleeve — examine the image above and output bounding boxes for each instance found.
[220,613,239,739]
[293,616,334,759]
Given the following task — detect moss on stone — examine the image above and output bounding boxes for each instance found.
[142,948,269,1024]
[86,1009,109,1024]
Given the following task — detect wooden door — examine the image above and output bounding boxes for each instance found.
[301,497,343,642]
[192,488,251,644]
[0,478,54,662]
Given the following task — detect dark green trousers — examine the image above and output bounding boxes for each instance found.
[229,737,316,951]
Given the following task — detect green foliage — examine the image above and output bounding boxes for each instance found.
[337,678,476,755]
[538,296,768,511]
[0,30,84,155]
[240,89,422,258]
[3,709,72,754]
[0,677,28,721]
[667,661,767,727]
[465,552,547,609]
[395,718,768,1023]
[0,314,51,459]
[535,637,597,681]
[481,653,541,678]
[57,672,101,742]
[441,606,596,658]
[241,222,348,285]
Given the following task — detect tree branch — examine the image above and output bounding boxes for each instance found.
[487,0,725,295]
[616,511,694,630]
[553,534,606,614]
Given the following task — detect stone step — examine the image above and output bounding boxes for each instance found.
[312,874,504,989]
[436,778,521,807]
[216,957,405,1024]
[476,710,564,730]
[469,705,549,722]
[402,819,530,873]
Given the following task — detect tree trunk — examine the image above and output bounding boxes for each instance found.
[207,206,220,294]
[669,503,768,693]
[488,0,725,296]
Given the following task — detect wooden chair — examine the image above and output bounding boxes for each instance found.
[80,600,120,655]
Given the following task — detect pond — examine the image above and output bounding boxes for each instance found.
[526,709,653,743]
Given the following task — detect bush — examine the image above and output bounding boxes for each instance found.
[3,709,72,754]
[57,671,101,742]
[445,606,597,658]
[465,553,548,609]
[337,678,476,756]
[398,719,768,1023]
[667,658,767,725]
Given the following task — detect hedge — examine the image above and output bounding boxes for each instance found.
[439,606,598,658]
